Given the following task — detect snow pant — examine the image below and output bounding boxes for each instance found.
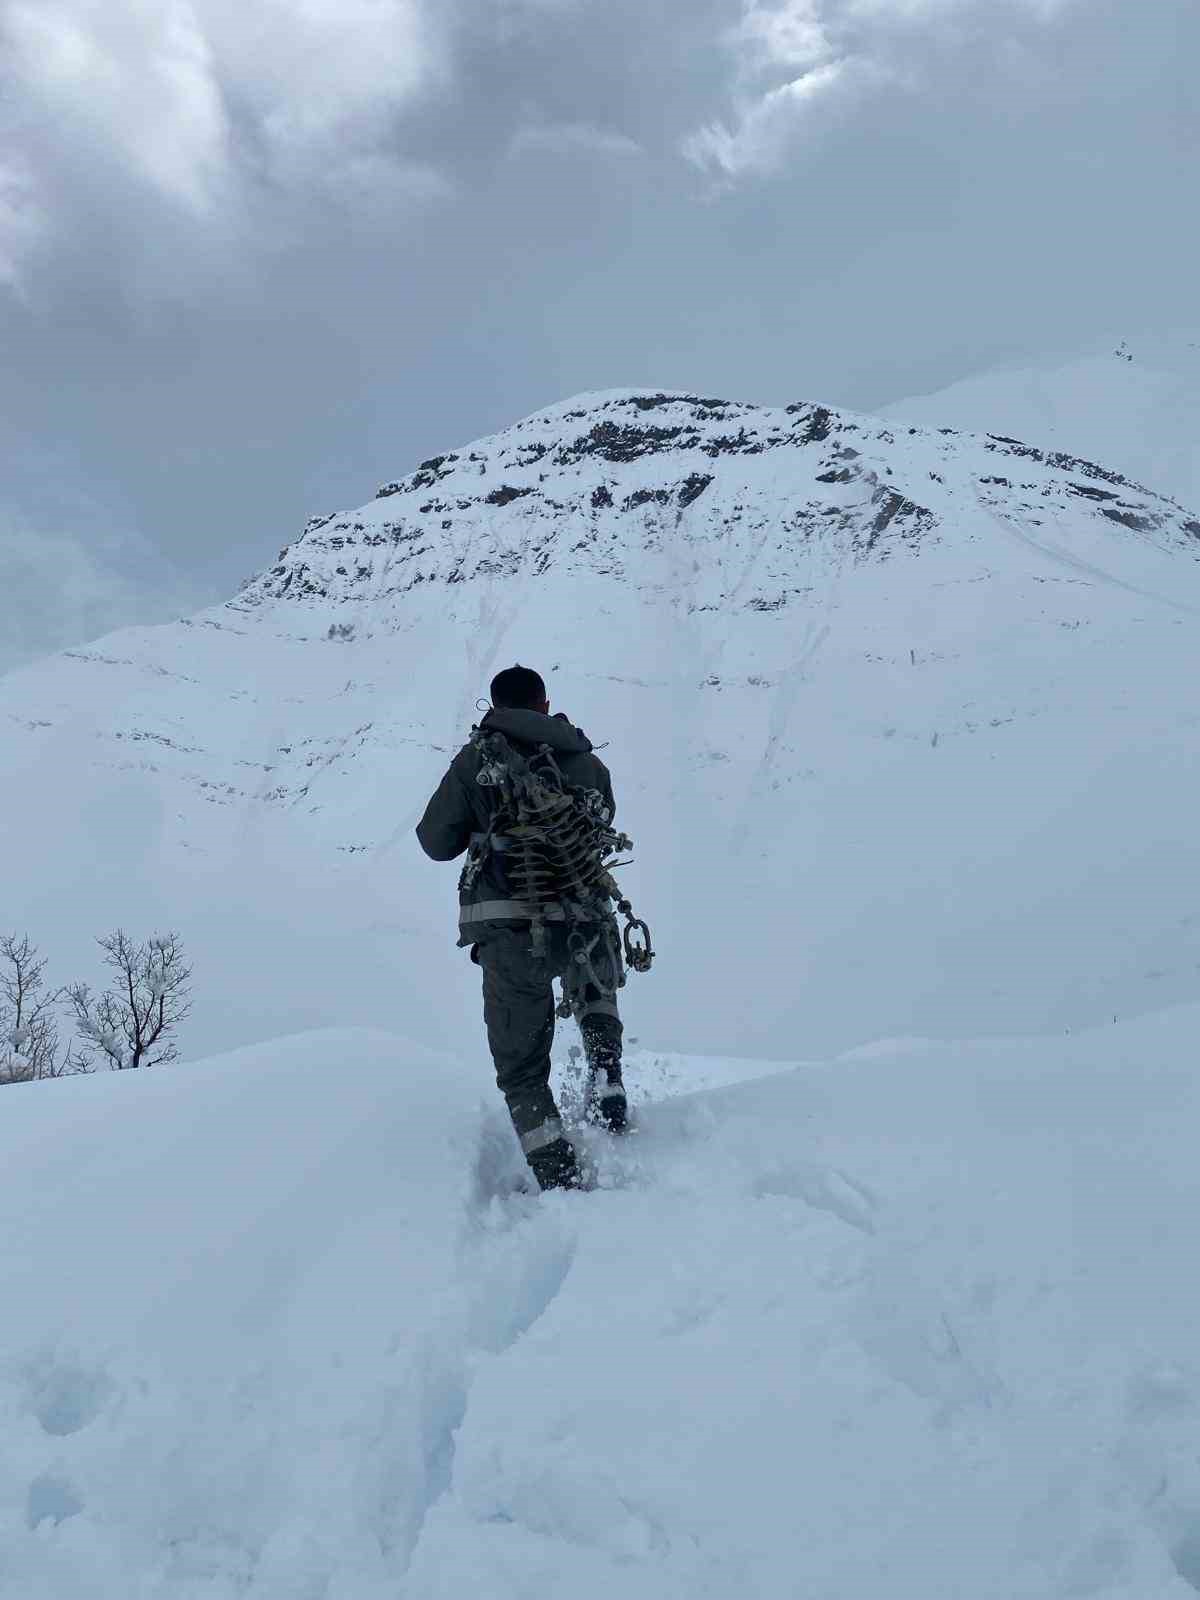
[473,921,624,1157]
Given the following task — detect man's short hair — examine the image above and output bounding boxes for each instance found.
[490,665,547,710]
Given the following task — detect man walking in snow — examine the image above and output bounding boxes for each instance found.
[416,666,627,1191]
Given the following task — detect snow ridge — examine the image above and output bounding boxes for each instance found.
[882,332,1200,514]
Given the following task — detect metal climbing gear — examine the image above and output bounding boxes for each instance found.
[618,897,655,974]
[556,917,626,1021]
[465,725,656,981]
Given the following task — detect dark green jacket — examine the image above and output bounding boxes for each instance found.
[416,708,616,942]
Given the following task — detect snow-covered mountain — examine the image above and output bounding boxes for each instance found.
[6,388,1200,1600]
[4,388,1200,1062]
[882,331,1200,512]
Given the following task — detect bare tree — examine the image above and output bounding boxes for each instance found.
[1,934,84,1084]
[69,930,192,1072]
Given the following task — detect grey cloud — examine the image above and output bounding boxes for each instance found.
[0,504,192,674]
[0,155,41,287]
[684,0,1086,179]
[509,121,644,159]
[0,0,450,293]
[685,57,886,179]
[1,0,1197,667]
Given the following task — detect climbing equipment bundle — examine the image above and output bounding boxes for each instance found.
[459,726,655,985]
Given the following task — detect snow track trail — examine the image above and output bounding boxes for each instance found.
[4,1017,1200,1598]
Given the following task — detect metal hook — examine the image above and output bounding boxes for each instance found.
[622,914,655,974]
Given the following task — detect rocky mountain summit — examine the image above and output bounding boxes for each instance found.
[242,390,1199,616]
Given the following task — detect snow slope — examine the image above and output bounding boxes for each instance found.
[4,1017,1200,1598]
[4,389,1200,1061]
[882,332,1200,513]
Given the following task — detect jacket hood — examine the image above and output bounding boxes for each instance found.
[482,707,594,755]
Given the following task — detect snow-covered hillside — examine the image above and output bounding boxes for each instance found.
[6,386,1200,1598]
[4,1016,1200,1598]
[882,332,1200,513]
[3,388,1200,1061]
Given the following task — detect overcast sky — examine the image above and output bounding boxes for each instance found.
[2,0,1197,665]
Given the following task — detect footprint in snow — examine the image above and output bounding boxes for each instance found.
[26,1473,85,1530]
[22,1354,113,1437]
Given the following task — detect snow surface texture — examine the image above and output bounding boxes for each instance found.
[3,390,1200,1062]
[4,1017,1200,1598]
[883,332,1200,516]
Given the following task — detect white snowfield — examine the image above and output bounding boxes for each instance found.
[3,1017,1200,1599]
[4,386,1200,1596]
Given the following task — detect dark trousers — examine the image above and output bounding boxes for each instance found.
[475,923,624,1138]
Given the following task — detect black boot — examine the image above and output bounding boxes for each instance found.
[589,1065,628,1133]
[526,1134,582,1191]
[582,1021,627,1134]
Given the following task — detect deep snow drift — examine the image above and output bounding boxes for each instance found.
[3,1016,1200,1598]
[3,389,1200,1062]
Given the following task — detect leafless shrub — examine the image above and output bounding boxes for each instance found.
[69,930,192,1072]
[1,934,86,1084]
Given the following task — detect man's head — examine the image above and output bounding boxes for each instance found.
[490,664,549,714]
